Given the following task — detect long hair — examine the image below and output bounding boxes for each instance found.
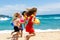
[27,7,37,17]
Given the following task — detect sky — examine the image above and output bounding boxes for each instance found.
[0,0,60,16]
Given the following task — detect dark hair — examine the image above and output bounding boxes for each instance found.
[22,11,26,16]
[27,7,37,17]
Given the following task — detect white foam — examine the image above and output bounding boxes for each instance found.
[0,29,60,34]
[35,29,60,32]
[0,30,13,33]
[0,17,10,21]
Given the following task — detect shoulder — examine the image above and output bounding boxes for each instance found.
[16,18,20,21]
[31,15,35,19]
[13,18,20,22]
[31,15,35,17]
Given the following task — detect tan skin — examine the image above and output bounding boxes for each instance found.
[17,14,24,37]
[11,15,20,40]
[11,32,19,40]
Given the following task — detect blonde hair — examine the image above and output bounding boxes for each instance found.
[14,13,20,17]
[13,12,20,21]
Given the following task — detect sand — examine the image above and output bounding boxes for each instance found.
[0,31,60,40]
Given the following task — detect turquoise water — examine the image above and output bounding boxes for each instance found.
[0,15,60,30]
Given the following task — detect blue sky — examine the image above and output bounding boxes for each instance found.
[0,0,60,16]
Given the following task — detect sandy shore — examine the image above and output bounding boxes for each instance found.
[0,31,60,40]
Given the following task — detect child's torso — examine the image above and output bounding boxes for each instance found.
[13,18,20,26]
[26,16,35,27]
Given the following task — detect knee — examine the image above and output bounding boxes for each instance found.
[33,33,35,36]
[31,33,35,36]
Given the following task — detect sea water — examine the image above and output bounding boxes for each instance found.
[0,15,60,33]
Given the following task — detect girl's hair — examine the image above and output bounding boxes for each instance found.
[13,12,20,21]
[14,12,20,17]
[22,11,26,16]
[27,7,37,17]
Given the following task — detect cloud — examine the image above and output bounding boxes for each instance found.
[38,3,60,13]
[0,4,37,16]
[0,4,28,16]
[0,3,60,16]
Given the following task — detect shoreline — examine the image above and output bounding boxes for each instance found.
[0,29,60,33]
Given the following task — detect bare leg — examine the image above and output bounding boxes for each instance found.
[11,32,19,40]
[15,34,19,40]
[26,33,35,40]
[18,31,21,37]
[11,34,16,40]
[11,31,15,35]
[21,30,23,37]
[19,30,23,37]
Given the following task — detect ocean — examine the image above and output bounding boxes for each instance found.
[0,15,60,33]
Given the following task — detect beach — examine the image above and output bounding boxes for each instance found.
[0,31,60,40]
[0,15,60,40]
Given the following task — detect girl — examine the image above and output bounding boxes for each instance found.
[25,7,37,40]
[18,15,24,37]
[11,13,21,40]
[11,12,24,40]
[22,11,28,28]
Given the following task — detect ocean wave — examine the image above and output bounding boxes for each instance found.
[0,29,60,33]
[0,17,10,21]
[0,16,60,21]
[0,30,13,33]
[36,17,60,19]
